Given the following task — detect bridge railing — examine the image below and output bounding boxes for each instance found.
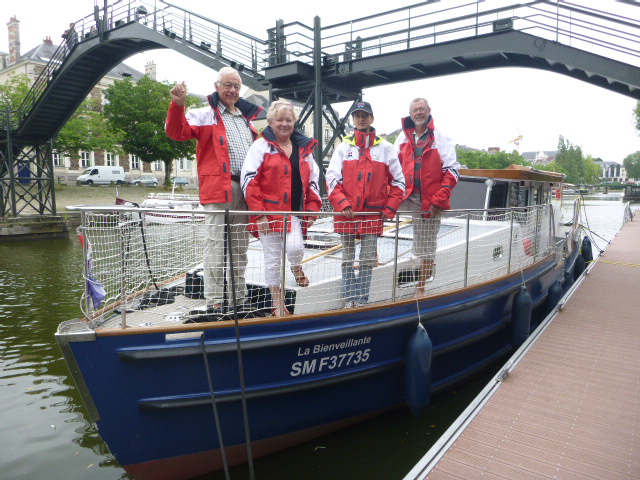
[272,0,639,69]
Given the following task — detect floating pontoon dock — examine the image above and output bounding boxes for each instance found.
[406,215,640,480]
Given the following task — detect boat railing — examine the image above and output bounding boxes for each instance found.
[72,204,558,326]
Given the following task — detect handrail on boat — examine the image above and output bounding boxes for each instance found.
[73,203,562,327]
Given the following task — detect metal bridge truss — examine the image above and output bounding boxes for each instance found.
[0,120,56,216]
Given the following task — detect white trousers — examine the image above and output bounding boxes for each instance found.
[259,215,304,286]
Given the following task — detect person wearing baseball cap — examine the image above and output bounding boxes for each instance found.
[326,100,405,308]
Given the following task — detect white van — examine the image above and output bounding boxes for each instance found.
[76,166,126,185]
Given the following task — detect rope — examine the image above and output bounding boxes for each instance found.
[596,260,640,267]
[225,210,256,480]
[200,334,231,480]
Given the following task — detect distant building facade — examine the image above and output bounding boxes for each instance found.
[594,159,629,183]
[521,150,558,165]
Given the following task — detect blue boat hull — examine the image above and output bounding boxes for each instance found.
[57,251,570,480]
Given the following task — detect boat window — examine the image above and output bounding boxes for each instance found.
[493,245,503,260]
[508,183,519,207]
[488,182,508,209]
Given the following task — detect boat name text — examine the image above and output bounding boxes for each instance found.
[296,336,371,357]
[290,336,372,377]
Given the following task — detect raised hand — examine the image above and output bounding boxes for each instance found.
[170,81,188,107]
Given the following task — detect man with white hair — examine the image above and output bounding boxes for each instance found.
[166,67,263,313]
[395,97,460,297]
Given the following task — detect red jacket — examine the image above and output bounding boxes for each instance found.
[326,129,405,235]
[165,92,262,204]
[241,127,322,235]
[395,115,460,214]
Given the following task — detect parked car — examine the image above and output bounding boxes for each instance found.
[129,176,159,187]
[171,177,189,186]
[76,166,126,185]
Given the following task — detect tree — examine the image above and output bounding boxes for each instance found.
[0,73,30,111]
[583,155,602,184]
[455,148,529,169]
[104,77,198,185]
[54,97,121,156]
[553,136,604,184]
[623,151,640,181]
[555,136,584,184]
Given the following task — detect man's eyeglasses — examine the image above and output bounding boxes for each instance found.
[218,82,242,91]
[410,107,429,114]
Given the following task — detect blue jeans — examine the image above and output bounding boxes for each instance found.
[340,234,378,304]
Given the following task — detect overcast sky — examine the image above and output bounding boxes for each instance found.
[2,0,639,163]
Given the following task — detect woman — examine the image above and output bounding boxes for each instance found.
[241,101,322,316]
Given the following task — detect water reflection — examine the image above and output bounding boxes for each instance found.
[0,236,130,480]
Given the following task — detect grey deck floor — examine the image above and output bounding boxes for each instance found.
[409,216,640,480]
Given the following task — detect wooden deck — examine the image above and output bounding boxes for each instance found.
[406,217,640,480]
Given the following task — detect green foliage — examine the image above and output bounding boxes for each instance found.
[455,148,529,169]
[623,151,640,180]
[54,97,121,155]
[536,162,558,174]
[552,136,602,184]
[103,77,197,185]
[583,155,602,184]
[383,132,398,144]
[0,73,30,111]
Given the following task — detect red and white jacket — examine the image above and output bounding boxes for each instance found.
[394,115,460,214]
[241,127,322,235]
[165,92,262,205]
[326,129,405,236]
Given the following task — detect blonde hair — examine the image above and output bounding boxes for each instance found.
[267,100,298,123]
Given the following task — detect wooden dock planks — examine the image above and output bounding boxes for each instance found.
[410,218,640,480]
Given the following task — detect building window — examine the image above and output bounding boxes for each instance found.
[52,150,64,167]
[130,154,140,170]
[178,158,193,171]
[80,151,91,168]
[324,129,331,141]
[106,153,117,166]
[153,160,163,171]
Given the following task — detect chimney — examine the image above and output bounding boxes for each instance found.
[44,36,52,45]
[145,60,157,80]
[7,16,20,64]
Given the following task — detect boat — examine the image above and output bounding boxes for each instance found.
[553,182,578,199]
[116,191,206,224]
[622,184,640,202]
[56,165,589,480]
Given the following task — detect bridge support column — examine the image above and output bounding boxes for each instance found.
[1,134,58,218]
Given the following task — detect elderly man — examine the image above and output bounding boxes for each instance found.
[395,98,460,297]
[166,67,262,313]
[326,101,405,307]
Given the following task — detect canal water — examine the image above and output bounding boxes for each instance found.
[0,195,631,480]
